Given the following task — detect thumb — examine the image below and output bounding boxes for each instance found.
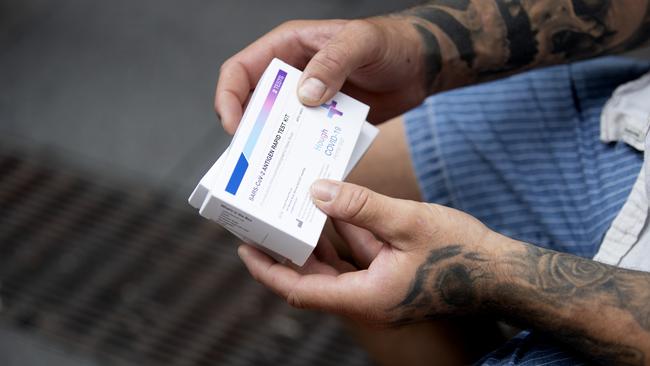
[310,179,418,247]
[297,20,382,106]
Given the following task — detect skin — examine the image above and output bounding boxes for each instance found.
[239,181,650,365]
[215,1,650,133]
[216,0,650,364]
[323,118,506,366]
[401,0,650,93]
[215,18,428,133]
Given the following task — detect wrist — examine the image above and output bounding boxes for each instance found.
[476,234,582,326]
[478,231,527,313]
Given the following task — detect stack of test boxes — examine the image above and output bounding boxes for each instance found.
[189,58,378,266]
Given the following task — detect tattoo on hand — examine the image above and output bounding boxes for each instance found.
[391,245,491,323]
[402,0,650,93]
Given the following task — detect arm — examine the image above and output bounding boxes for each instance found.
[401,0,650,93]
[238,180,650,366]
[216,1,650,132]
[395,235,650,365]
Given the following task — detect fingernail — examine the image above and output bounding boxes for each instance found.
[310,179,340,202]
[299,77,326,103]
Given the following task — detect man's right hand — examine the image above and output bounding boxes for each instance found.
[215,17,428,134]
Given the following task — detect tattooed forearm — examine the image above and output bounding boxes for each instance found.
[391,243,650,365]
[502,246,650,332]
[495,246,650,365]
[400,0,650,93]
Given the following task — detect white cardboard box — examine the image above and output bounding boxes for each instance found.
[189,58,377,265]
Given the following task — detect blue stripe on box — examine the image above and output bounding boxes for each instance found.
[225,69,287,196]
[225,153,249,195]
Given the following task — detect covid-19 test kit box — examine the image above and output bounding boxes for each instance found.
[189,58,377,265]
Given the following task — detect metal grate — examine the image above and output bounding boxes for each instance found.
[0,150,372,366]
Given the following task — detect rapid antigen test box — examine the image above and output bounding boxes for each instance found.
[189,58,377,265]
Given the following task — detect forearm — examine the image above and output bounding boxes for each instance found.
[490,234,650,365]
[392,232,650,365]
[398,0,650,94]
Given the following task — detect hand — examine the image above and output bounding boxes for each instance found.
[215,17,429,134]
[238,179,503,326]
[238,180,650,363]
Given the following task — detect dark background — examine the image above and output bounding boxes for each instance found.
[0,0,420,198]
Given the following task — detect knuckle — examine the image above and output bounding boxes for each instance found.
[286,290,305,310]
[423,202,443,221]
[340,186,371,220]
[419,203,446,238]
[249,269,262,283]
[346,19,377,36]
[276,19,312,40]
[218,58,232,74]
[252,263,274,286]
[278,19,299,30]
[314,43,348,74]
[345,19,383,54]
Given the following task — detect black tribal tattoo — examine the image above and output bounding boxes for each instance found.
[402,0,650,93]
[391,244,650,365]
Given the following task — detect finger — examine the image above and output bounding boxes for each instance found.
[296,252,340,276]
[314,236,357,273]
[215,58,256,134]
[238,244,364,313]
[238,244,301,297]
[310,180,420,247]
[314,235,338,262]
[298,19,382,106]
[332,219,383,268]
[215,21,315,134]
